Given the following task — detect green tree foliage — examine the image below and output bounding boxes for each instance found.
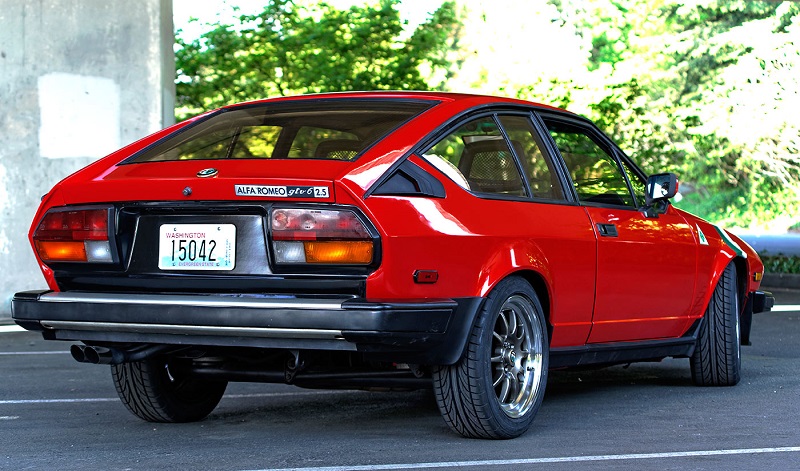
[545,0,800,229]
[175,0,458,118]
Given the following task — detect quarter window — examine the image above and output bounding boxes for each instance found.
[422,117,527,197]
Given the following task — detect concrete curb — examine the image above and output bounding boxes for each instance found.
[761,273,800,290]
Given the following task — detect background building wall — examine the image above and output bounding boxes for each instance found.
[0,0,175,319]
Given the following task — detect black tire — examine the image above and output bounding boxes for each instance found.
[433,277,549,439]
[690,262,741,386]
[111,356,227,423]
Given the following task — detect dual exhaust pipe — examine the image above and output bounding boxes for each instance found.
[70,344,169,365]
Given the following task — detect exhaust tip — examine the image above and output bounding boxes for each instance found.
[69,344,164,365]
[83,346,101,364]
[70,344,88,363]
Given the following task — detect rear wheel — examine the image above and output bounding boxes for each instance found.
[111,356,227,422]
[690,262,741,386]
[433,277,548,439]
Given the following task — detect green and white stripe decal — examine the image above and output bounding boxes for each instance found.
[713,225,746,259]
[696,225,708,245]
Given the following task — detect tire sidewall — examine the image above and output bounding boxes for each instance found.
[690,262,741,386]
[472,277,549,436]
[112,356,227,423]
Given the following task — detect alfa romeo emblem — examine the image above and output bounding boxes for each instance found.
[196,168,218,178]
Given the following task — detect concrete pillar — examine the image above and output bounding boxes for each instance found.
[0,0,175,319]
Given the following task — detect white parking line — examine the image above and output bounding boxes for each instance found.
[243,447,800,471]
[0,398,120,405]
[0,351,66,355]
[771,305,800,312]
[0,325,25,333]
[0,390,356,405]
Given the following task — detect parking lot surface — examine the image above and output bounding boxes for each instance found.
[2,288,799,470]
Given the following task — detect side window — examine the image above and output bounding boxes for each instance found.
[545,121,635,207]
[620,158,647,207]
[497,115,564,200]
[422,117,527,197]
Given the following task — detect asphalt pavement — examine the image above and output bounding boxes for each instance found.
[1,289,799,470]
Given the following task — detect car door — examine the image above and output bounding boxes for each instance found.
[540,114,698,343]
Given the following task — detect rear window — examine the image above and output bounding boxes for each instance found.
[125,100,435,163]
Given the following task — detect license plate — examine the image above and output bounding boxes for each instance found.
[158,224,236,271]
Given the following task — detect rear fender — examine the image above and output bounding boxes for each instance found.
[474,240,552,298]
[473,240,555,334]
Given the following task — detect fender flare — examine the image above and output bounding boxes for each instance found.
[694,223,751,326]
[471,239,555,338]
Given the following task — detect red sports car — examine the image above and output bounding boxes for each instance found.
[13,92,774,438]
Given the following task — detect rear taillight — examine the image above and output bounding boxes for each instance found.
[33,208,114,263]
[270,208,374,264]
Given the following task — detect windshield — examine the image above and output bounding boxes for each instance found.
[125,99,435,163]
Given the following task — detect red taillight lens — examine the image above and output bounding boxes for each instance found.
[270,208,374,265]
[35,209,109,241]
[271,208,370,240]
[33,208,113,263]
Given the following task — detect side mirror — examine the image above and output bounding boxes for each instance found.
[645,173,679,205]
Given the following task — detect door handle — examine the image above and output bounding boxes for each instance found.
[597,223,618,237]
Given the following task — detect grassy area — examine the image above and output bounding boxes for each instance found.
[761,255,800,274]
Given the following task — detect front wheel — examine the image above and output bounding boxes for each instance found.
[111,356,227,423]
[433,277,549,439]
[690,262,741,386]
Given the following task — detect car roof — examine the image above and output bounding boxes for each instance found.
[223,91,572,115]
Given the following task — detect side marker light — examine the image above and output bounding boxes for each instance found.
[414,270,439,284]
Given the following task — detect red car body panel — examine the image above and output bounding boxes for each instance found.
[13,91,776,438]
[19,91,767,355]
[362,159,598,348]
[61,159,340,204]
[584,204,698,343]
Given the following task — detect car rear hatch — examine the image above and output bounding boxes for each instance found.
[58,158,342,204]
[45,199,379,296]
[47,160,379,296]
[39,99,435,295]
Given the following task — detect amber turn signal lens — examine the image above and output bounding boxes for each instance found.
[35,240,87,262]
[304,241,373,264]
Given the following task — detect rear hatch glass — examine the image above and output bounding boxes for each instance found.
[124,99,435,164]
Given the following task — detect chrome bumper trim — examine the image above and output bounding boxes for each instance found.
[38,292,347,311]
[40,320,347,341]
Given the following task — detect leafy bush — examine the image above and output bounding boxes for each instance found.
[761,255,800,274]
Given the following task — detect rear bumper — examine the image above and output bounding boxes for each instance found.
[12,290,482,365]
